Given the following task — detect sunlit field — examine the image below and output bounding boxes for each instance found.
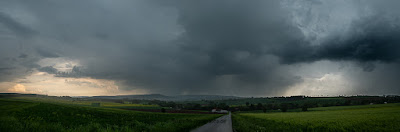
[0,99,221,132]
[233,103,400,132]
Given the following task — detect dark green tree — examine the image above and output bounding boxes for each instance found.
[302,104,308,111]
[280,103,288,112]
[250,104,255,110]
[257,103,263,110]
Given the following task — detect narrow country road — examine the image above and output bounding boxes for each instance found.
[191,112,233,132]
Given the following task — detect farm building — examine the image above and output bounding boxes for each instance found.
[211,109,228,113]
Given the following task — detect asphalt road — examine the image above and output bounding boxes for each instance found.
[191,112,233,132]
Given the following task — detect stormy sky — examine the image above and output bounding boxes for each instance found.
[0,0,399,96]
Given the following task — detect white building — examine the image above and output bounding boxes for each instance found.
[211,109,228,113]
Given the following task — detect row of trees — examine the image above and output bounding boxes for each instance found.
[233,96,400,112]
[234,102,309,112]
[85,96,400,112]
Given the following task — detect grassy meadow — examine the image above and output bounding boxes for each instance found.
[0,98,221,132]
[232,103,400,132]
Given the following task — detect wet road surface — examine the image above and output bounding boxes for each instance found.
[191,112,232,132]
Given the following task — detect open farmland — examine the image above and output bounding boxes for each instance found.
[233,103,400,132]
[0,99,221,132]
[10,96,163,110]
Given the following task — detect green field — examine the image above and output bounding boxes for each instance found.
[11,97,164,109]
[233,103,400,132]
[0,99,221,132]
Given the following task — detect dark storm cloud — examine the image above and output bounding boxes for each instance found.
[0,67,14,71]
[18,54,28,58]
[0,8,40,82]
[36,48,60,58]
[1,0,400,96]
[38,66,58,74]
[0,12,35,37]
[277,15,400,64]
[320,17,400,63]
[156,0,307,95]
[55,66,87,78]
[0,57,39,82]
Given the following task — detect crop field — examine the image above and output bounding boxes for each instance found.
[233,103,400,132]
[0,99,221,132]
[12,97,160,108]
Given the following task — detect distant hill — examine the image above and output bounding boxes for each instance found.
[174,95,241,101]
[90,94,241,101]
[0,93,241,101]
